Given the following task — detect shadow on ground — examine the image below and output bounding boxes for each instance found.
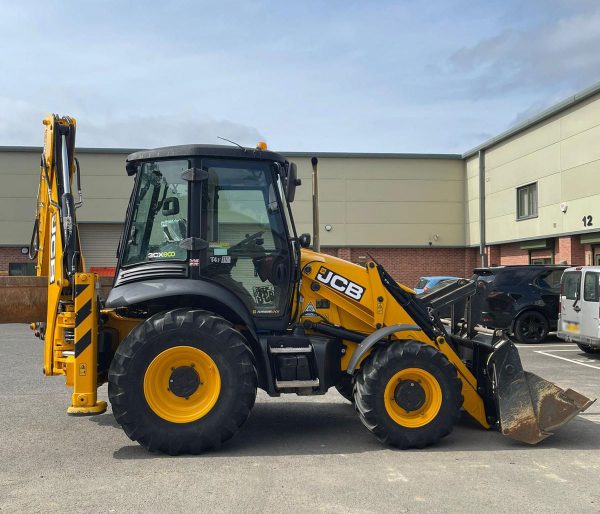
[104,400,600,460]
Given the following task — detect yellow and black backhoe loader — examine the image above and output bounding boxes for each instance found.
[0,115,593,454]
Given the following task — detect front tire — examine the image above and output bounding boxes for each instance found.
[513,311,549,344]
[335,374,355,403]
[108,309,257,455]
[355,340,463,449]
[577,343,600,354]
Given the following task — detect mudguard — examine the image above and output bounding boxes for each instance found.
[106,278,258,338]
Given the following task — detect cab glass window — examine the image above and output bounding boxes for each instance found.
[122,160,189,266]
[201,159,291,317]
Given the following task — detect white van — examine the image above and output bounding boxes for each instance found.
[558,266,600,353]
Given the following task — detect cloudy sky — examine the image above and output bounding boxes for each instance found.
[1,0,599,153]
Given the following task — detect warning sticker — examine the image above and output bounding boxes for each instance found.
[303,302,317,315]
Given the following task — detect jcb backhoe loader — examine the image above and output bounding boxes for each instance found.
[0,115,593,454]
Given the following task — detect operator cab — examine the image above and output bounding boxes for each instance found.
[108,144,301,331]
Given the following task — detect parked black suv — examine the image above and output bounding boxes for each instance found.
[473,265,567,344]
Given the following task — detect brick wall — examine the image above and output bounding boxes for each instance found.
[322,246,480,287]
[555,236,585,265]
[498,242,529,265]
[487,245,501,266]
[485,236,587,267]
[530,247,554,262]
[0,247,31,275]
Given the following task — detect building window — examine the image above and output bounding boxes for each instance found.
[8,262,36,276]
[530,257,553,265]
[517,182,538,220]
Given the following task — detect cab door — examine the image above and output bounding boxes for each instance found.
[581,271,600,340]
[560,271,582,335]
[197,158,293,324]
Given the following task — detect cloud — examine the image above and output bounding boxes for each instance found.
[0,98,264,149]
[77,115,265,149]
[449,5,600,97]
[1,1,600,155]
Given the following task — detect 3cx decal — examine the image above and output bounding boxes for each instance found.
[316,266,365,301]
[147,251,177,259]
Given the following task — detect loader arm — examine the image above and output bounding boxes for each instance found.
[297,250,594,444]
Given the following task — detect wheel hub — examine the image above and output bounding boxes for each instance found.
[168,366,201,398]
[394,379,426,412]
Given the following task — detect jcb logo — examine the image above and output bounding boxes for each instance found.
[49,214,57,284]
[316,266,365,301]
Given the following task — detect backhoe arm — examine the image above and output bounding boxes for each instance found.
[30,115,87,376]
[27,115,107,414]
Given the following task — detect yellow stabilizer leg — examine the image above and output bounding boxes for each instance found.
[67,273,106,415]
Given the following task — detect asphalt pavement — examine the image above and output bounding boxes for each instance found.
[1,325,599,513]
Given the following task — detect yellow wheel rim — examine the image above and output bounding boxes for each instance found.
[143,346,221,423]
[383,368,442,428]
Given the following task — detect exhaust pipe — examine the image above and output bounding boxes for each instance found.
[311,156,320,252]
[489,340,594,444]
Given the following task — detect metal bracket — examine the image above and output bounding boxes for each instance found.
[181,167,209,182]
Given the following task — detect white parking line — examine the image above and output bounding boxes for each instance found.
[545,349,588,352]
[535,350,600,370]
[580,414,600,424]
[515,344,576,348]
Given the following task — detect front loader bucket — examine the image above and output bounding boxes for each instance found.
[490,340,595,444]
[0,276,48,323]
[0,276,114,324]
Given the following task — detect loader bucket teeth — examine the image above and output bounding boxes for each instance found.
[491,340,595,444]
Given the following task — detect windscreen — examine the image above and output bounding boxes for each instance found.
[121,160,189,266]
[415,278,428,289]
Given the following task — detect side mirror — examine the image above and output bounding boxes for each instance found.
[285,162,301,203]
[162,197,180,216]
[126,161,140,176]
[298,233,311,248]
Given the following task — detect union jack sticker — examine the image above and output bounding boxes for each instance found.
[189,258,200,267]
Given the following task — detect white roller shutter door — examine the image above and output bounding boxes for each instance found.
[78,223,124,270]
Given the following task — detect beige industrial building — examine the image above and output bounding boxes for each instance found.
[1,81,600,287]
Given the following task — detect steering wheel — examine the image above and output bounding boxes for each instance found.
[253,252,288,286]
[229,230,265,254]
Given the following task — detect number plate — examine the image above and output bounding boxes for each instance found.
[565,322,580,333]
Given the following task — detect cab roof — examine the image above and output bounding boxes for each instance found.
[126,144,287,166]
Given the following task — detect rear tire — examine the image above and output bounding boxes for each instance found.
[108,309,257,455]
[354,340,463,449]
[577,343,600,354]
[335,374,355,403]
[514,311,549,344]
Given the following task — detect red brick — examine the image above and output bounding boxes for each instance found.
[0,247,32,275]
[322,246,480,287]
